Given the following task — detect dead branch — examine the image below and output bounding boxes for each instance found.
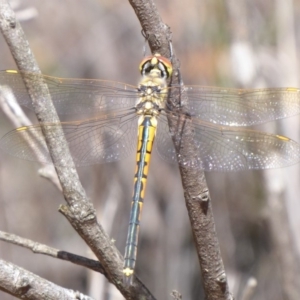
[128,0,232,299]
[0,1,154,299]
[0,230,107,276]
[0,259,93,300]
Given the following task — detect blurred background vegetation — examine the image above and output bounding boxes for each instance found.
[0,0,300,299]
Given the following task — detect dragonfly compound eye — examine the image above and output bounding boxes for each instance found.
[139,53,173,79]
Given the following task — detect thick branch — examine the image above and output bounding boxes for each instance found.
[0,1,154,299]
[59,205,155,299]
[128,0,232,299]
[0,259,93,300]
[128,0,172,57]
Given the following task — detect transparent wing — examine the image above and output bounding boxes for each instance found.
[177,85,300,126]
[156,113,300,171]
[3,71,299,126]
[0,71,139,116]
[156,114,178,163]
[0,110,138,166]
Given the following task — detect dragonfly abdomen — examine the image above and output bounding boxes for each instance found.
[123,116,157,285]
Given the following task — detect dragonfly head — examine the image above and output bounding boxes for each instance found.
[139,53,173,79]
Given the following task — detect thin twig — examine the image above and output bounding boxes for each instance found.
[0,85,62,191]
[128,0,232,299]
[0,230,107,276]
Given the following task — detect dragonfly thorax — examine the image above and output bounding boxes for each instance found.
[136,71,168,116]
[135,53,172,117]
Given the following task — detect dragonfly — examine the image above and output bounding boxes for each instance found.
[0,54,300,285]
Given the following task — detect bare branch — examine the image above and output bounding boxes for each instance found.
[0,259,93,300]
[0,1,154,298]
[0,85,62,191]
[59,205,155,300]
[0,0,89,208]
[0,0,232,298]
[128,0,172,58]
[128,1,232,299]
[0,230,107,276]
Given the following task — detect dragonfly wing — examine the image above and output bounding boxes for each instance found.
[155,114,178,164]
[184,118,300,171]
[157,112,300,171]
[0,111,138,166]
[0,71,138,117]
[181,85,300,126]
[156,114,214,168]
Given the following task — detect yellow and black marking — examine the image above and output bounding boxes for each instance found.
[123,115,157,285]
